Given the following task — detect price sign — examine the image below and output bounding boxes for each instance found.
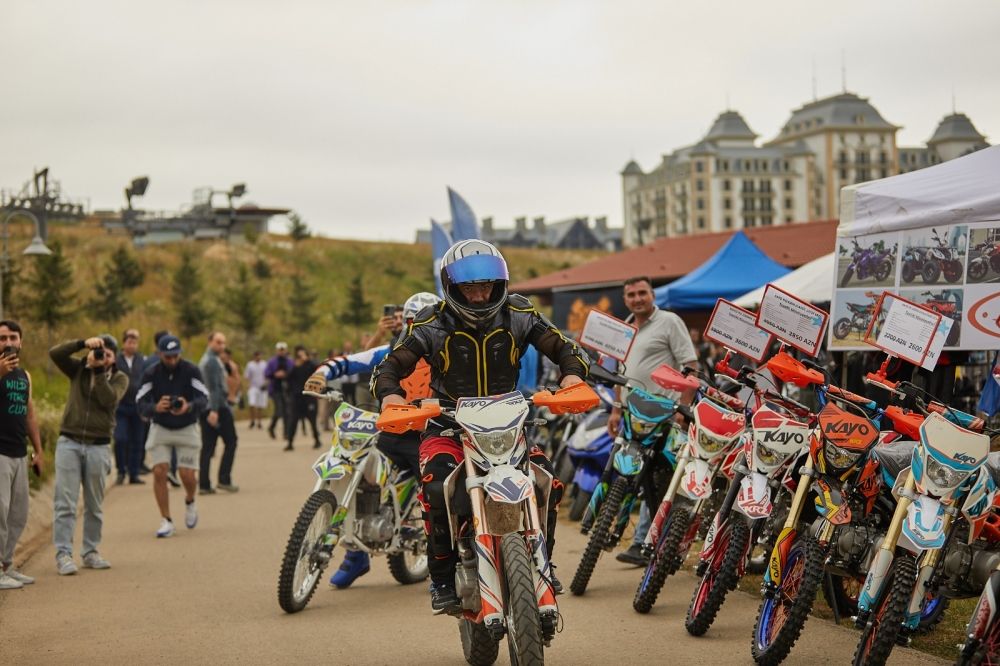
[863,292,942,366]
[920,317,953,372]
[755,284,829,357]
[704,299,775,362]
[579,309,637,363]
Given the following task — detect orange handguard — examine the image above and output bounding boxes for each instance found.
[651,364,701,393]
[884,405,924,440]
[532,382,600,415]
[765,350,824,388]
[376,403,442,434]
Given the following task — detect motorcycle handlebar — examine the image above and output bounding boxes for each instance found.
[302,389,344,402]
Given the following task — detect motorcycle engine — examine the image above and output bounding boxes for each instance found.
[358,504,395,546]
[456,546,481,613]
[831,524,877,571]
[944,544,1000,592]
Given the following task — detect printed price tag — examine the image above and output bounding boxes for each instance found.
[920,317,953,372]
[755,284,829,357]
[579,310,637,363]
[704,299,775,363]
[863,292,942,367]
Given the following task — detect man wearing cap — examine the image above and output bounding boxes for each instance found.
[264,342,293,442]
[136,335,210,538]
[49,334,129,575]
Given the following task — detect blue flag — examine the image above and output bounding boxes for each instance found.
[447,187,480,242]
[430,218,453,298]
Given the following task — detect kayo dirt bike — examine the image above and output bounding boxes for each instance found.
[277,391,428,613]
[377,384,599,666]
[632,363,746,614]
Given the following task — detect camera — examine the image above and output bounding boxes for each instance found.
[93,347,105,361]
[170,396,185,411]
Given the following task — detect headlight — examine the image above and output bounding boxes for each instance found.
[823,440,862,469]
[631,417,657,436]
[756,443,783,466]
[698,430,728,454]
[925,457,966,489]
[473,429,518,456]
[337,432,367,452]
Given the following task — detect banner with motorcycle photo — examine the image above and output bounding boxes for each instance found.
[831,146,1000,354]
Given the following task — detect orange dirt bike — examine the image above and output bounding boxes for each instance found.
[377,383,599,666]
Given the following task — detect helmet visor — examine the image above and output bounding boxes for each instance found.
[444,254,508,284]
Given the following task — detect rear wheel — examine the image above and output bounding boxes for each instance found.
[751,535,825,665]
[852,553,918,666]
[633,506,690,614]
[944,260,963,283]
[840,267,855,288]
[875,258,892,282]
[460,620,500,666]
[685,517,750,636]
[277,489,338,613]
[833,318,852,340]
[387,503,429,584]
[501,534,545,666]
[568,487,592,522]
[922,261,941,284]
[570,477,626,596]
[901,261,917,283]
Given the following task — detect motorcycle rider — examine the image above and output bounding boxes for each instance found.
[371,240,589,613]
[304,291,441,589]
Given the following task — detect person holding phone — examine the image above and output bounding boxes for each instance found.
[0,320,43,590]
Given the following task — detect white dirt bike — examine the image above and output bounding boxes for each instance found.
[277,390,428,613]
[377,383,599,666]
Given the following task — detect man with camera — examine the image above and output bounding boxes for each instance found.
[50,334,129,575]
[0,320,43,590]
[137,335,209,538]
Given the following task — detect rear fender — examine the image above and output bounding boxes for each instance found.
[735,471,773,519]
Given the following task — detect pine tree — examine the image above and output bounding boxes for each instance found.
[23,240,76,368]
[90,245,145,326]
[287,212,311,242]
[288,272,317,333]
[171,250,211,340]
[339,272,371,337]
[222,263,265,349]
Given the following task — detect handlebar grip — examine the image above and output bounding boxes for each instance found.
[677,404,694,422]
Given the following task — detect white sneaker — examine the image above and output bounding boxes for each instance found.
[185,501,198,529]
[82,552,111,570]
[156,518,176,538]
[0,572,23,590]
[5,569,34,584]
[56,552,78,576]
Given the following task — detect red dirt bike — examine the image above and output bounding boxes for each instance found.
[918,290,961,346]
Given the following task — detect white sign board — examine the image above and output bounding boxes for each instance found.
[756,284,829,357]
[864,292,943,367]
[705,299,774,362]
[920,317,954,371]
[578,310,637,363]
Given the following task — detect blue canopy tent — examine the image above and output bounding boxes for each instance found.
[654,231,791,310]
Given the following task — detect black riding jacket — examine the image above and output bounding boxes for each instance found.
[372,294,588,402]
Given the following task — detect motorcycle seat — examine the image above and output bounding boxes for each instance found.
[847,303,869,314]
[985,452,1000,488]
[873,439,916,480]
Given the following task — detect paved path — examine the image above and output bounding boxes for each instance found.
[0,424,947,665]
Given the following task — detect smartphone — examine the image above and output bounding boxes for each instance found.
[383,304,396,317]
[1,345,16,358]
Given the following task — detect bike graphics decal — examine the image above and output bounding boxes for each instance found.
[818,402,878,450]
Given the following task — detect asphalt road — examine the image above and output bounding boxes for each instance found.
[0,424,947,665]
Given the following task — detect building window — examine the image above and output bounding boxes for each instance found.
[696,179,704,192]
[784,179,792,191]
[761,198,772,211]
[723,198,732,210]
[784,198,792,209]
[879,151,888,164]
[723,179,731,191]
[857,169,870,183]
[724,216,732,228]
[696,198,705,210]
[840,168,848,180]
[744,160,751,171]
[760,180,771,192]
[697,216,705,229]
[695,161,704,173]
[742,179,754,193]
[838,151,847,164]
[785,216,792,223]
[761,216,773,226]
[744,216,756,228]
[783,161,790,171]
[743,198,755,211]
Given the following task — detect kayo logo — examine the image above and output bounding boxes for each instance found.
[953,451,979,465]
[823,420,871,437]
[761,430,806,445]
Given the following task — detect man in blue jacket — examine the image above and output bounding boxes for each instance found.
[136,336,209,539]
[113,329,146,486]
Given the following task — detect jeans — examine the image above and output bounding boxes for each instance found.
[632,502,652,546]
[53,437,111,557]
[269,390,290,438]
[287,399,320,447]
[0,454,29,567]
[200,407,238,488]
[114,403,144,478]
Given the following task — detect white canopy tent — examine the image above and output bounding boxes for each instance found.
[734,252,834,308]
[839,145,1000,237]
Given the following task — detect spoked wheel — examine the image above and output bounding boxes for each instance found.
[685,517,749,636]
[633,506,690,614]
[277,489,338,613]
[916,590,949,634]
[833,318,852,340]
[875,258,892,282]
[570,477,626,596]
[852,553,918,666]
[460,620,500,666]
[501,533,545,666]
[960,607,1000,666]
[751,535,825,665]
[840,266,855,288]
[387,502,429,584]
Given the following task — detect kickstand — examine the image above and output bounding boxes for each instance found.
[824,572,841,624]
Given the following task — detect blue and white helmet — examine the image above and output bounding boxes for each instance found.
[440,240,509,327]
[403,292,441,322]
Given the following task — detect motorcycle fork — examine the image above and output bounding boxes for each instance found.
[859,471,915,613]
[903,513,953,631]
[765,455,815,589]
[464,456,505,628]
[701,468,746,563]
[583,438,624,524]
[646,448,691,548]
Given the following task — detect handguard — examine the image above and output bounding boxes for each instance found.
[376,403,442,434]
[765,350,824,388]
[532,382,599,415]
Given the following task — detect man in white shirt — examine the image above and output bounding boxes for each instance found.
[606,276,697,566]
[243,351,268,429]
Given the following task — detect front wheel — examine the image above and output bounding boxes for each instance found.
[852,553,918,666]
[901,261,917,283]
[387,501,429,584]
[277,489,338,613]
[633,506,691,614]
[968,260,988,281]
[460,619,500,666]
[570,477,626,596]
[833,318,852,340]
[685,517,750,636]
[840,266,855,288]
[501,534,545,666]
[922,261,941,284]
[751,535,825,665]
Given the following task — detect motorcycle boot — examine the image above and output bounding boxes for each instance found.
[430,582,461,614]
[328,550,371,589]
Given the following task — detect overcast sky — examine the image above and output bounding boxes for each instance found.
[3,1,998,241]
